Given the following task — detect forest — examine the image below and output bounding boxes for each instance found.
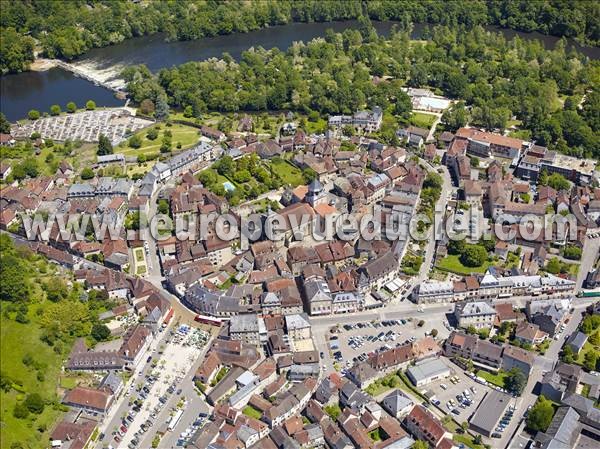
[1,0,599,74]
[123,22,599,159]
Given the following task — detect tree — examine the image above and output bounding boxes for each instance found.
[24,393,45,414]
[28,109,40,120]
[44,279,68,302]
[470,156,479,168]
[0,113,11,133]
[50,104,61,116]
[547,173,570,191]
[431,328,438,338]
[129,134,142,148]
[91,323,111,341]
[412,441,428,449]
[80,167,94,180]
[460,245,488,267]
[13,402,29,419]
[97,134,113,155]
[146,128,159,140]
[526,396,554,432]
[0,254,28,302]
[506,367,527,395]
[155,94,170,121]
[85,100,96,110]
[589,331,600,346]
[561,345,575,364]
[66,102,77,113]
[158,199,169,215]
[140,99,155,115]
[584,350,598,371]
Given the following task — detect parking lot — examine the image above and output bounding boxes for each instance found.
[113,325,209,449]
[329,317,451,371]
[423,364,518,439]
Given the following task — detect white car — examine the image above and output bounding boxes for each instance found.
[440,384,448,390]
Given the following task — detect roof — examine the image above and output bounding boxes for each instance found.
[405,405,447,444]
[63,387,111,411]
[382,389,414,414]
[469,390,512,433]
[456,127,523,149]
[406,358,450,383]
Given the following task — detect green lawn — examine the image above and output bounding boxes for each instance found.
[242,405,262,420]
[436,254,491,275]
[270,158,305,187]
[409,112,436,129]
[120,123,200,157]
[1,305,68,449]
[575,341,600,366]
[476,369,509,388]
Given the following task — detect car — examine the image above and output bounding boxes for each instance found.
[491,432,502,438]
[120,425,127,433]
[126,415,134,423]
[440,383,448,390]
[451,408,460,415]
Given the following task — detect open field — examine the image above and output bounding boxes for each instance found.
[409,112,436,129]
[120,123,201,157]
[436,254,491,275]
[270,158,305,187]
[0,305,67,449]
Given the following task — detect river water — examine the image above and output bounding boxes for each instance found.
[1,21,598,121]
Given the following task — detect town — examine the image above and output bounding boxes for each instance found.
[1,93,599,449]
[1,5,600,449]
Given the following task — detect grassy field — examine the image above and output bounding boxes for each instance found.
[120,123,201,157]
[1,304,67,449]
[436,254,491,275]
[409,112,436,129]
[270,158,304,187]
[242,405,263,420]
[476,369,509,388]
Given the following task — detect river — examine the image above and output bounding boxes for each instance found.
[1,20,598,121]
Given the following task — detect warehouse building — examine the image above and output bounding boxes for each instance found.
[469,390,512,437]
[406,358,451,387]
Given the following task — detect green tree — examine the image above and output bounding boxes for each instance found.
[13,402,29,419]
[66,102,77,113]
[140,99,155,115]
[85,100,96,110]
[460,245,488,267]
[129,134,142,148]
[24,393,45,414]
[506,367,527,395]
[28,109,40,120]
[0,254,28,302]
[97,134,113,155]
[547,173,570,191]
[0,113,11,133]
[50,104,61,116]
[412,441,428,449]
[158,199,170,215]
[526,396,554,432]
[146,128,159,140]
[584,350,598,371]
[91,323,111,342]
[81,167,95,180]
[561,345,575,364]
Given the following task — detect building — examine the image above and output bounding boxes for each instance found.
[229,314,261,346]
[514,322,548,346]
[285,313,311,341]
[454,301,496,329]
[406,358,451,387]
[62,387,113,415]
[455,127,523,161]
[534,406,582,449]
[381,389,414,419]
[403,405,452,448]
[469,390,512,437]
[328,107,383,133]
[565,331,589,355]
[502,346,534,377]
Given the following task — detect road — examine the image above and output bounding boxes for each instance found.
[576,234,599,291]
[499,298,594,449]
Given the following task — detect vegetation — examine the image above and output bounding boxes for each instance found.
[242,405,262,420]
[476,369,509,389]
[123,21,599,158]
[437,254,491,275]
[365,372,401,396]
[505,367,527,395]
[0,235,115,448]
[526,396,555,432]
[324,403,342,421]
[3,0,599,75]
